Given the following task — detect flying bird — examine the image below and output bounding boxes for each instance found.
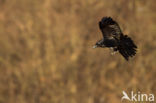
[93,17,137,60]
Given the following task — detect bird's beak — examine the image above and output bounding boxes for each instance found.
[93,45,97,48]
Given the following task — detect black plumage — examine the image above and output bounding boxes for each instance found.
[93,17,137,60]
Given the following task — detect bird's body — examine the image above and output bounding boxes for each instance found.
[93,17,137,60]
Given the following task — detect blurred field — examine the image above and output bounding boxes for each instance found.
[0,0,156,103]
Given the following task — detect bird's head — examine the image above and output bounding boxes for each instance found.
[93,43,100,48]
[93,39,104,48]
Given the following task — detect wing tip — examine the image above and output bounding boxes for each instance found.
[100,16,116,26]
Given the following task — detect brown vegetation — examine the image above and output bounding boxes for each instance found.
[0,0,155,103]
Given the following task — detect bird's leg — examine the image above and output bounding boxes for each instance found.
[110,47,118,55]
[110,48,114,55]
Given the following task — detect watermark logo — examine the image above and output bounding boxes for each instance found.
[121,91,155,102]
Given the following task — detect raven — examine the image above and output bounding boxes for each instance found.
[93,17,137,60]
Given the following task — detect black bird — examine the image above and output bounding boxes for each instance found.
[93,17,137,60]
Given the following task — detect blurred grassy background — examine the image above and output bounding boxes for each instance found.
[0,0,156,103]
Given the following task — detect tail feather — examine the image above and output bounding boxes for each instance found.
[118,35,137,60]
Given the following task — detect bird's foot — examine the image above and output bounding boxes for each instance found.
[111,51,118,55]
[110,47,118,55]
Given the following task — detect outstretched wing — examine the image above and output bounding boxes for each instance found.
[99,17,122,39]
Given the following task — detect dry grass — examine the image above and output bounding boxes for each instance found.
[0,0,156,103]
